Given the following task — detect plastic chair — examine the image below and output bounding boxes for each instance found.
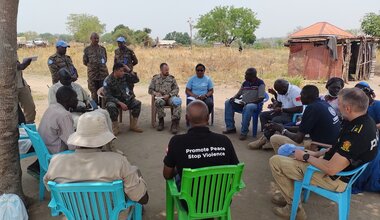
[290,164,369,220]
[48,180,142,220]
[21,124,74,201]
[186,95,214,126]
[292,113,303,123]
[19,123,37,160]
[151,95,174,128]
[166,163,245,220]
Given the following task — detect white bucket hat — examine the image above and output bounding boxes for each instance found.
[68,111,115,148]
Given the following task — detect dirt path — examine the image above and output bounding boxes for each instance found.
[22,74,380,219]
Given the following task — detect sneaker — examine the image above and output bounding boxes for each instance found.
[222,128,236,134]
[248,136,267,150]
[273,204,307,220]
[262,141,273,150]
[239,134,247,140]
[271,193,287,207]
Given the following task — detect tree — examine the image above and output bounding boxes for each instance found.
[195,6,260,47]
[164,31,191,45]
[18,31,38,40]
[361,12,380,37]
[66,14,106,43]
[39,32,56,44]
[0,0,25,201]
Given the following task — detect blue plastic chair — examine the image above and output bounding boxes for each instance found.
[21,124,74,201]
[19,124,37,160]
[186,95,214,126]
[48,180,142,220]
[290,164,369,220]
[291,113,303,123]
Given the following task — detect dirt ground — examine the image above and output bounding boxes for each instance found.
[22,74,380,220]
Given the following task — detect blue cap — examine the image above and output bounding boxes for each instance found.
[116,37,126,43]
[278,144,304,156]
[55,40,70,48]
[356,81,370,89]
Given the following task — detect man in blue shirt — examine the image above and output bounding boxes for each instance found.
[223,68,265,140]
[185,63,214,115]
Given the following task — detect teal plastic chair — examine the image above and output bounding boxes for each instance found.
[292,113,303,123]
[290,164,369,220]
[21,124,73,201]
[19,123,37,160]
[166,163,245,220]
[48,180,142,220]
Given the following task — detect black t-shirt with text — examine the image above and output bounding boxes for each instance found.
[164,127,239,177]
[299,99,341,145]
[324,114,378,176]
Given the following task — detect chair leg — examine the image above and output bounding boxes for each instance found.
[338,195,349,220]
[119,109,123,123]
[39,169,46,201]
[211,108,214,126]
[151,106,156,128]
[290,181,303,220]
[303,189,311,203]
[133,203,143,220]
[166,183,174,220]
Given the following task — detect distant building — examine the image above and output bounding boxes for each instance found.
[157,40,177,48]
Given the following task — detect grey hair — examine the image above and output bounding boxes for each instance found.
[338,88,369,113]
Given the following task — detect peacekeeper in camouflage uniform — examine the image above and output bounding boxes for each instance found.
[104,63,142,135]
[148,63,182,134]
[114,37,139,94]
[83,33,109,103]
[48,40,78,84]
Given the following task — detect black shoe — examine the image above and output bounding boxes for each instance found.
[239,134,247,140]
[222,128,236,134]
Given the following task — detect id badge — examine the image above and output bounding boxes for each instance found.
[101,58,105,64]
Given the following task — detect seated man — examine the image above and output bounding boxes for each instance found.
[44,111,149,205]
[48,68,91,109]
[269,88,378,219]
[223,67,265,140]
[248,79,303,149]
[163,100,239,184]
[148,63,182,134]
[266,85,341,153]
[104,63,143,135]
[185,63,214,115]
[39,86,77,154]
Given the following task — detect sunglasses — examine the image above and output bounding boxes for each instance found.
[196,69,205,72]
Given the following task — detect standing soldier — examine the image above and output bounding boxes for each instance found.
[17,57,36,123]
[148,63,182,134]
[114,37,139,94]
[83,33,109,103]
[48,40,78,84]
[104,63,142,135]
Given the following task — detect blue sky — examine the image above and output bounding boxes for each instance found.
[17,0,379,38]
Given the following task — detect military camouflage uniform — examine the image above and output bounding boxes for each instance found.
[83,44,109,102]
[148,74,181,120]
[114,46,138,94]
[48,53,78,84]
[103,72,141,122]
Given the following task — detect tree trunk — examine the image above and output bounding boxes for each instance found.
[0,0,24,200]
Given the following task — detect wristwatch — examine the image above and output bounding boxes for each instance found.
[281,129,288,135]
[303,153,310,162]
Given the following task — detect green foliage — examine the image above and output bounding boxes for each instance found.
[66,14,106,43]
[195,6,260,47]
[361,12,380,37]
[39,33,55,43]
[55,34,74,43]
[103,24,153,46]
[18,31,38,40]
[164,31,191,45]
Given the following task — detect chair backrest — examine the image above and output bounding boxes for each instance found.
[341,163,369,188]
[48,180,127,220]
[21,123,52,171]
[179,163,245,219]
[19,123,37,139]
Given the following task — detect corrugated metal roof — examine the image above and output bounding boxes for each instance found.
[290,22,354,39]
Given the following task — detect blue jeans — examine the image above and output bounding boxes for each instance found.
[224,100,258,135]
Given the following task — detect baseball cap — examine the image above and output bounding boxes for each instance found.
[55,40,70,48]
[116,37,126,43]
[356,81,370,89]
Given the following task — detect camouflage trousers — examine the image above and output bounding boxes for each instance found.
[155,97,181,120]
[18,86,36,123]
[88,79,105,103]
[106,98,141,122]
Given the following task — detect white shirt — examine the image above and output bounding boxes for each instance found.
[277,84,302,108]
[48,82,90,108]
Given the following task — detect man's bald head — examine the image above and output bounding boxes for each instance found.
[90,32,99,45]
[186,100,209,127]
[274,79,289,95]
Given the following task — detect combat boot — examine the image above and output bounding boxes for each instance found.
[112,121,120,136]
[247,135,267,150]
[157,118,164,131]
[170,119,179,134]
[130,117,143,133]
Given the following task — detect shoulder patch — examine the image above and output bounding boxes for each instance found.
[341,141,351,152]
[351,124,364,134]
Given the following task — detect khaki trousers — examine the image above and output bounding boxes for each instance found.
[270,134,312,154]
[269,155,347,205]
[18,86,36,123]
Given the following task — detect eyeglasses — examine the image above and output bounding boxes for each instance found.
[196,69,205,72]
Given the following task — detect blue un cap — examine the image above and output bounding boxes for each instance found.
[116,37,126,43]
[356,81,370,89]
[278,144,305,157]
[55,40,70,48]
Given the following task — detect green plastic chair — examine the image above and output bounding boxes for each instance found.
[166,163,245,220]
